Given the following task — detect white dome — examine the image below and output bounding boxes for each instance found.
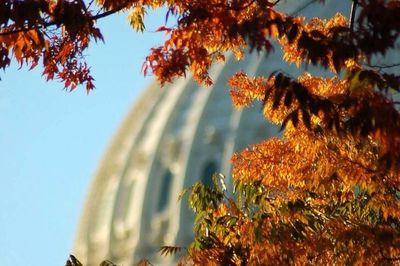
[73,1,385,265]
[74,51,280,265]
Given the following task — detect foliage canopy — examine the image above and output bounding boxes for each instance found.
[2,0,400,265]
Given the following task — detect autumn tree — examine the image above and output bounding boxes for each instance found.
[2,0,400,265]
[173,1,400,264]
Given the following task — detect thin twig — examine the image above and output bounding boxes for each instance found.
[270,0,282,7]
[87,0,95,9]
[291,0,318,16]
[366,62,400,70]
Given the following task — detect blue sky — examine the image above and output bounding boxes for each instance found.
[0,10,166,266]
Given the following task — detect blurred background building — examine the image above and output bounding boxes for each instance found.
[73,50,279,265]
[72,0,400,265]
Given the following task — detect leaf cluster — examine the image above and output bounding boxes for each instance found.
[185,170,400,265]
[162,1,400,265]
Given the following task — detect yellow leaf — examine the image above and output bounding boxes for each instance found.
[128,6,146,32]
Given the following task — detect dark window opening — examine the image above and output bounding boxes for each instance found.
[201,161,218,187]
[156,169,173,212]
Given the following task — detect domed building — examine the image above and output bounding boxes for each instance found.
[73,1,396,265]
[73,50,281,265]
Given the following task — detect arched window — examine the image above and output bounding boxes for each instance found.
[201,161,218,187]
[156,169,173,213]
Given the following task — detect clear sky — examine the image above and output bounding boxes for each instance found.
[0,10,166,266]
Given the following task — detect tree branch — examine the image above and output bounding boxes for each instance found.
[0,7,123,36]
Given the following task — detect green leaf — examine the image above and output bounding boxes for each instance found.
[178,188,188,201]
[159,246,183,257]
